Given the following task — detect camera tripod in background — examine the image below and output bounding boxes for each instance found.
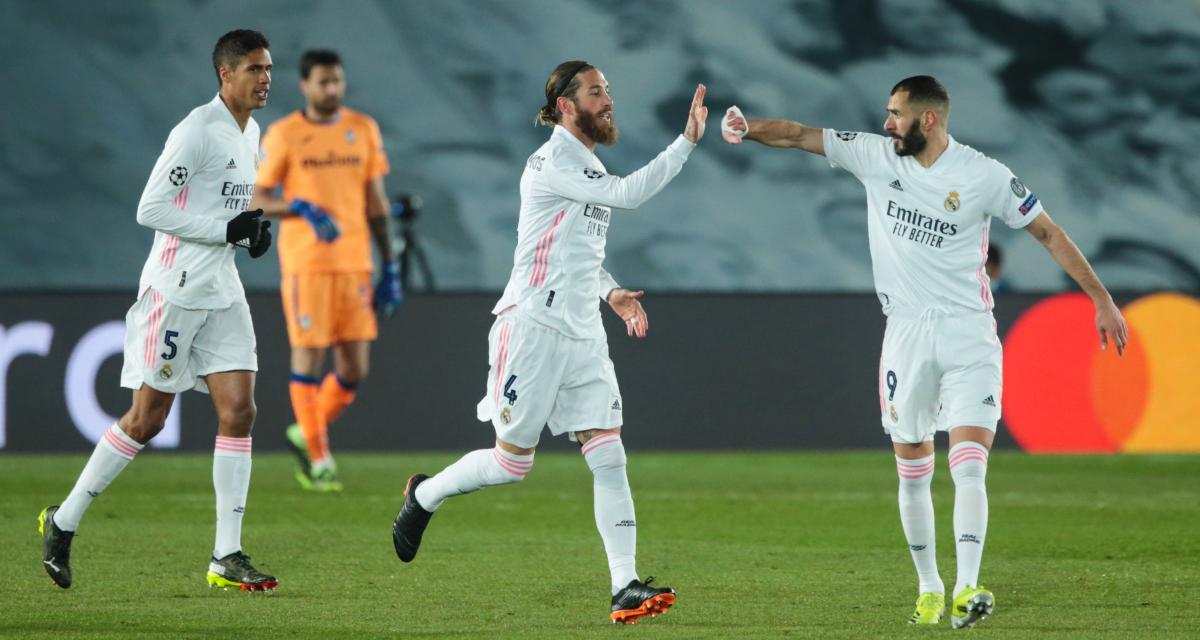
[391,193,435,292]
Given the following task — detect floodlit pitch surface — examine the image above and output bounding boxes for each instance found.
[3,452,1197,638]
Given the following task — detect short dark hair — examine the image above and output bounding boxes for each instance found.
[212,29,270,86]
[891,75,950,116]
[300,49,342,79]
[536,60,595,126]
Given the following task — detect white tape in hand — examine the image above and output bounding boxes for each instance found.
[722,105,748,140]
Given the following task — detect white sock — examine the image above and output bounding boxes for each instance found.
[949,441,989,596]
[414,446,532,512]
[897,454,943,595]
[54,423,144,532]
[582,434,638,595]
[212,436,252,559]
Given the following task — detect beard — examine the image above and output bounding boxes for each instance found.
[892,122,927,157]
[576,107,619,146]
[310,96,341,117]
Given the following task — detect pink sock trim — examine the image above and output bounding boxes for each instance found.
[949,442,989,470]
[102,425,142,460]
[492,447,533,477]
[896,455,935,479]
[214,436,252,454]
[581,434,621,456]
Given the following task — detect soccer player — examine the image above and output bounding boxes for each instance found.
[250,49,396,492]
[722,76,1127,629]
[390,60,707,624]
[39,29,277,591]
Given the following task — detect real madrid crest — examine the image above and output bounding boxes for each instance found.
[500,407,512,424]
[944,191,961,212]
[159,364,173,380]
[889,404,899,423]
[346,129,356,143]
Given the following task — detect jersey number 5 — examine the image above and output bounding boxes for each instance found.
[162,330,180,361]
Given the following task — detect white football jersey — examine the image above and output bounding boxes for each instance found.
[135,94,261,310]
[492,126,696,338]
[823,129,1044,315]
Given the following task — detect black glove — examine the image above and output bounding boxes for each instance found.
[226,209,265,245]
[248,221,272,258]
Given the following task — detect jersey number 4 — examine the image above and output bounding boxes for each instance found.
[503,374,518,405]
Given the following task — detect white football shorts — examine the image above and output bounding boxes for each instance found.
[476,308,623,449]
[878,309,1002,444]
[120,287,258,394]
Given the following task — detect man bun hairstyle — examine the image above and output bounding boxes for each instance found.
[891,75,950,120]
[212,29,270,86]
[300,49,342,79]
[536,60,594,126]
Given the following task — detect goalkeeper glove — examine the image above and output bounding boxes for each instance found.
[290,199,340,242]
[374,260,403,318]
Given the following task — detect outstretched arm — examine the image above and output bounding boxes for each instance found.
[723,107,825,156]
[1025,211,1128,355]
[544,84,707,210]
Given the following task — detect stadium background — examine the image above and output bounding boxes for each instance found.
[1,0,1198,454]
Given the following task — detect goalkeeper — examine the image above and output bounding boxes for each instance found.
[250,49,398,492]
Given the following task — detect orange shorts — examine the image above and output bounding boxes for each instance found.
[281,271,378,348]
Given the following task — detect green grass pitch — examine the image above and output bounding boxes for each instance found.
[3,451,1197,639]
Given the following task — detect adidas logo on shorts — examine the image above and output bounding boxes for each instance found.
[982,395,996,407]
[611,398,622,411]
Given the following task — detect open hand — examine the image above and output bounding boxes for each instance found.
[608,288,649,338]
[683,84,708,144]
[1096,299,1128,355]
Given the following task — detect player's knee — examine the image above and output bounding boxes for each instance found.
[337,368,365,387]
[120,417,165,441]
[217,401,257,434]
[119,412,166,444]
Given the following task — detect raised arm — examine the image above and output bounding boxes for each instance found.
[722,107,825,156]
[542,84,707,210]
[1025,211,1128,354]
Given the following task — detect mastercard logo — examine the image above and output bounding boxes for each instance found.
[1003,292,1200,453]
